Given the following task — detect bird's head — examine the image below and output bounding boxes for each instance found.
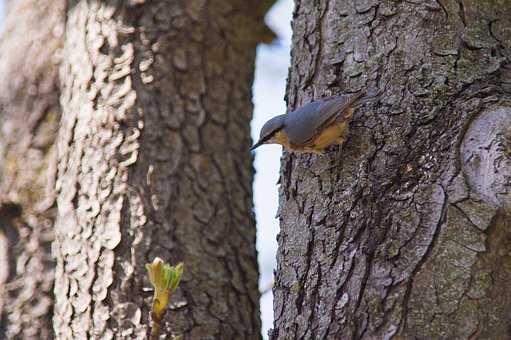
[250,115,286,151]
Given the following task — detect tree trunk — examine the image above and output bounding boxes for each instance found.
[0,1,65,339]
[272,1,511,339]
[54,1,262,339]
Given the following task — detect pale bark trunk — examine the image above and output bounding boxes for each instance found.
[272,0,511,339]
[54,1,262,339]
[0,1,65,339]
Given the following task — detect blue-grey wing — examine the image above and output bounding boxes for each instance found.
[284,93,362,146]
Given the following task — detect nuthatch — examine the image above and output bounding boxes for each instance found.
[251,90,375,153]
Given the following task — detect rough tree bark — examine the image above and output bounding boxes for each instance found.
[272,0,511,339]
[54,1,263,339]
[0,1,65,339]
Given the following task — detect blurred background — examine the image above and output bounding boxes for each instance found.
[0,0,293,338]
[252,0,293,337]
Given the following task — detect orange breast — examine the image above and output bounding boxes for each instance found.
[274,130,293,149]
[309,120,350,151]
[275,108,353,153]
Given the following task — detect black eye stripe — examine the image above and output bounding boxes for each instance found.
[261,128,280,142]
[261,133,273,143]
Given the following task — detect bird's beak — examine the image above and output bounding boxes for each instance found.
[250,139,264,151]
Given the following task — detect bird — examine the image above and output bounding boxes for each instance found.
[251,90,376,153]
